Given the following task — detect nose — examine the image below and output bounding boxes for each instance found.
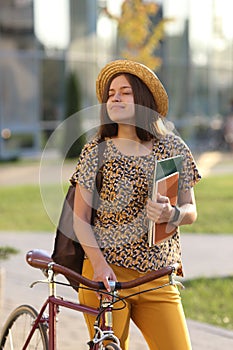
[112,91,121,102]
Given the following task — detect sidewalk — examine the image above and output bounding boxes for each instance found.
[0,231,233,349]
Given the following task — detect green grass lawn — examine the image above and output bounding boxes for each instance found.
[181,276,233,330]
[0,185,55,231]
[0,174,232,233]
[181,174,233,234]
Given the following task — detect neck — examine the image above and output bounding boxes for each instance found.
[117,124,140,142]
[112,124,152,156]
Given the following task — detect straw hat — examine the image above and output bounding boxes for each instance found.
[96,59,169,117]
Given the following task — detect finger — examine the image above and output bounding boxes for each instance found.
[146,198,153,207]
[157,193,169,203]
[95,279,110,300]
[147,207,160,221]
[147,198,159,208]
[104,276,111,292]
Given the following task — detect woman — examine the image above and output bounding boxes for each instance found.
[71,60,201,350]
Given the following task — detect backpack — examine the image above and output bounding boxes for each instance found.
[52,139,105,291]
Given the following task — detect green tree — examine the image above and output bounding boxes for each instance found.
[63,71,85,159]
[105,0,172,71]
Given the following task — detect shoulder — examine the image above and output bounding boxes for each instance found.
[154,133,191,156]
[70,137,102,188]
[160,133,186,147]
[79,137,101,159]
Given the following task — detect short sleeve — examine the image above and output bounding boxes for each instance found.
[175,137,201,191]
[69,139,99,192]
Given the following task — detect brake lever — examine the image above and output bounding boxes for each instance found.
[169,273,185,290]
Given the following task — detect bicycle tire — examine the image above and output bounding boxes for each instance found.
[0,304,48,350]
[105,343,122,350]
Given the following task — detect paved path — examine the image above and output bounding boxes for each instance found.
[0,232,233,349]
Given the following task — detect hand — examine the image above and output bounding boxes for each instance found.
[146,193,174,224]
[92,262,117,300]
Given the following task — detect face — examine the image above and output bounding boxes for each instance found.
[106,75,135,124]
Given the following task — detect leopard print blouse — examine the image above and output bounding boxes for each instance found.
[70,134,201,276]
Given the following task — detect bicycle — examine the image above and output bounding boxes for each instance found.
[0,249,181,350]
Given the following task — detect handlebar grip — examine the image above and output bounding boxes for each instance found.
[97,281,122,290]
[115,282,122,290]
[97,282,105,289]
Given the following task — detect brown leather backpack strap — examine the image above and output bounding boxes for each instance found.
[91,138,106,225]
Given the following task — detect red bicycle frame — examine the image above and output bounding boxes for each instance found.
[22,267,99,350]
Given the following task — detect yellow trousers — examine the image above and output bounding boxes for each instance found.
[79,259,192,350]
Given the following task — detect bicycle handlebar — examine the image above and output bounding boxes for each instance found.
[26,249,177,291]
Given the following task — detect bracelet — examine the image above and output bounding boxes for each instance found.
[170,205,180,223]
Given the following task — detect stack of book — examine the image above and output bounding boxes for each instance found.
[148,155,183,246]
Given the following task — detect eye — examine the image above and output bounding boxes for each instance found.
[108,91,114,98]
[122,89,132,95]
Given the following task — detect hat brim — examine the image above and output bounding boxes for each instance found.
[96,59,169,117]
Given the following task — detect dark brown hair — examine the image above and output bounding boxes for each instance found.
[97,73,167,140]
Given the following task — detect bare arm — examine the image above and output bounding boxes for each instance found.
[175,187,197,225]
[146,187,197,227]
[73,184,117,291]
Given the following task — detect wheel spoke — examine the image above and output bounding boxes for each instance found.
[0,305,48,350]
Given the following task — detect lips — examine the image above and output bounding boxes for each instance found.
[110,104,125,110]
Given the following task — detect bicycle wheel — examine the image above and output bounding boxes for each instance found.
[0,304,48,350]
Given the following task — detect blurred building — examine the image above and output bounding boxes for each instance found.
[160,0,233,150]
[0,0,40,159]
[0,0,232,159]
